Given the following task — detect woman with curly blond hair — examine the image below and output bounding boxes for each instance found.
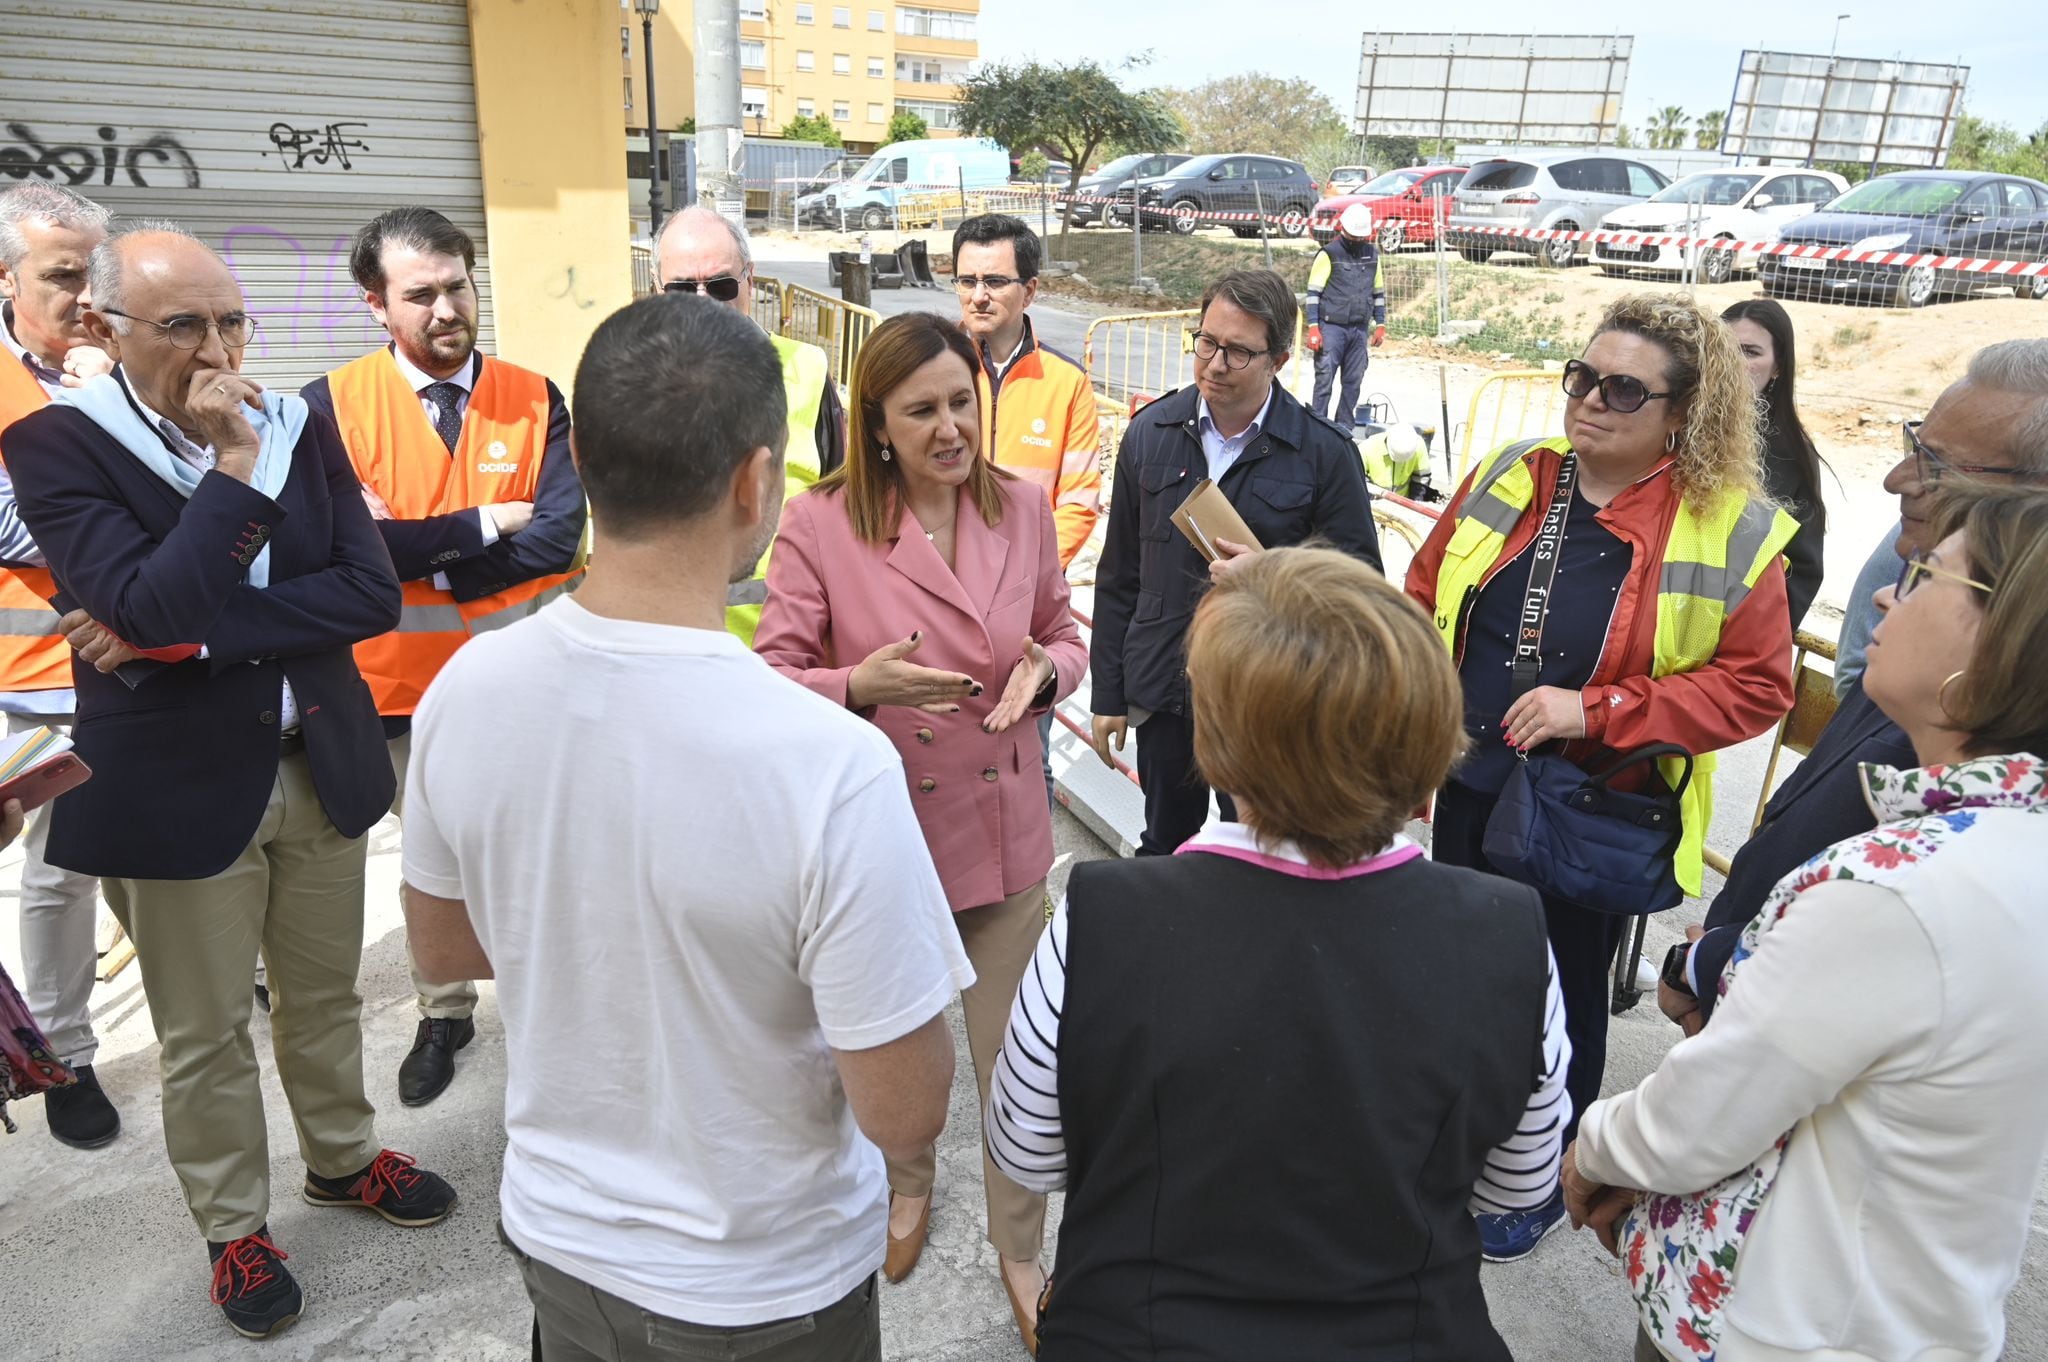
[1407,293,1800,1262]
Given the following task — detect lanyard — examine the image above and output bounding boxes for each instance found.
[1511,452,1578,699]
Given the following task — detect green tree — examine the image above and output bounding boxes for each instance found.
[956,59,1181,250]
[781,113,843,148]
[1158,73,1347,160]
[1946,112,2048,179]
[1648,106,1690,150]
[1613,124,1637,149]
[676,116,696,135]
[886,110,928,144]
[1694,109,1725,152]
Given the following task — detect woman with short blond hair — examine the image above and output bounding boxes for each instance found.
[986,547,1567,1361]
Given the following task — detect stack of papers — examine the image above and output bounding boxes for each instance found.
[0,725,90,812]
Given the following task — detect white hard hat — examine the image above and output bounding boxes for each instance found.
[1338,203,1373,237]
[1386,424,1422,456]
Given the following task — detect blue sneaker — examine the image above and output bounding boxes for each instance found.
[1477,1187,1567,1263]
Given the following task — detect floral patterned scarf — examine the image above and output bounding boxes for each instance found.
[1623,753,2047,1361]
[1,959,74,1133]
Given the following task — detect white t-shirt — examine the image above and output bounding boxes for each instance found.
[402,597,974,1327]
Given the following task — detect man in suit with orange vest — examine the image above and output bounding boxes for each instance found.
[302,207,586,1106]
[0,183,122,1150]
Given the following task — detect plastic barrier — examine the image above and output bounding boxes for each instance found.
[1455,371,1568,485]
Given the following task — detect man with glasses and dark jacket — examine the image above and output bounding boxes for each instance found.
[1089,268,1380,854]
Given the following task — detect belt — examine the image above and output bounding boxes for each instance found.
[279,728,306,758]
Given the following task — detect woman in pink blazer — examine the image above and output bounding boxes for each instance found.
[755,312,1086,1351]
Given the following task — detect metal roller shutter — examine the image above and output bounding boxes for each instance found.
[1,0,495,390]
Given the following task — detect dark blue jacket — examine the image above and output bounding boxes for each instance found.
[2,395,402,880]
[1693,681,1917,1019]
[1091,381,1380,717]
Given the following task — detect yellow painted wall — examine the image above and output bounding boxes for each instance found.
[468,0,633,386]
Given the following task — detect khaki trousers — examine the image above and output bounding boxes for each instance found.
[389,732,477,1019]
[106,749,381,1242]
[886,878,1048,1262]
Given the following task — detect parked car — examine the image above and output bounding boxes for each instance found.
[1324,164,1376,196]
[1447,152,1672,267]
[792,153,866,201]
[1119,154,1321,238]
[1011,156,1072,182]
[799,138,1010,230]
[1311,165,1469,250]
[1759,169,2048,306]
[1592,168,1848,283]
[1063,151,1194,227]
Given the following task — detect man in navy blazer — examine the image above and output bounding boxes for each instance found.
[1,222,457,1342]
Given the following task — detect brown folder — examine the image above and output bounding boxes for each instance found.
[1169,478,1264,563]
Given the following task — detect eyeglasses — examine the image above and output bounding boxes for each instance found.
[662,275,744,301]
[100,309,258,350]
[1190,332,1271,371]
[1900,420,2038,487]
[953,274,1023,294]
[1561,359,1671,414]
[1894,548,1993,600]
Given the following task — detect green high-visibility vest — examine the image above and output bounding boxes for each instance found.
[726,334,830,645]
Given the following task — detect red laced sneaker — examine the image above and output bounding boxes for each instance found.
[302,1148,458,1227]
[207,1228,302,1339]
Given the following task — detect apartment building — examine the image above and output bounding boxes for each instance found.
[621,0,978,153]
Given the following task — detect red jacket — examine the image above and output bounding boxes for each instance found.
[1406,443,1794,762]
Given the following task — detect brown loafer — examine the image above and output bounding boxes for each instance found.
[883,1192,930,1283]
[1002,1261,1044,1356]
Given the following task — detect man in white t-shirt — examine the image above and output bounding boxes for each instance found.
[400,293,972,1361]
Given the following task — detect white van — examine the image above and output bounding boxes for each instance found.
[800,138,1011,230]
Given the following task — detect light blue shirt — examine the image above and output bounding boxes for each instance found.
[1197,388,1275,484]
[1835,523,1905,699]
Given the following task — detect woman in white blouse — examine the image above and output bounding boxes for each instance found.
[1565,485,2048,1362]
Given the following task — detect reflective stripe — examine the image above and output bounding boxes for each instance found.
[396,603,467,632]
[1466,488,1527,537]
[0,607,62,637]
[1658,558,1735,607]
[727,578,769,608]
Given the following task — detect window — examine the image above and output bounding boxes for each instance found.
[1958,184,1998,215]
[796,49,815,71]
[798,98,816,118]
[894,97,961,131]
[742,86,768,120]
[1790,175,1840,206]
[833,100,851,121]
[868,56,885,78]
[619,25,630,59]
[623,74,633,111]
[868,9,885,28]
[832,6,850,25]
[833,53,850,74]
[868,102,885,122]
[1249,159,1288,180]
[1625,163,1666,197]
[739,0,766,17]
[1466,160,1537,191]
[1999,181,2040,213]
[795,2,814,21]
[741,39,766,69]
[896,55,967,84]
[886,158,910,183]
[896,5,975,40]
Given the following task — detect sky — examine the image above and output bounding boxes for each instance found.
[977,3,2044,141]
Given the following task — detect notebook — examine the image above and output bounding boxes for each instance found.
[0,725,91,813]
[1169,478,1264,563]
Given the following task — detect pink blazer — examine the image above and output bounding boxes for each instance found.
[756,476,1088,912]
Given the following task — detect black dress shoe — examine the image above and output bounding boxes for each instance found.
[397,1017,475,1106]
[45,1063,120,1149]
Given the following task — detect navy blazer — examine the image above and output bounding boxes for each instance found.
[1693,681,1917,1019]
[1,392,402,880]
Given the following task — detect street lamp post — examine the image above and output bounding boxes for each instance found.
[635,0,664,239]
[1830,14,1851,62]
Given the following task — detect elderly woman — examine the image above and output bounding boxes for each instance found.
[754,311,1086,1352]
[1566,486,2048,1362]
[986,548,1568,1360]
[1407,293,1799,1261]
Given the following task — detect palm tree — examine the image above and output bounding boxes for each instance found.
[1695,110,1725,152]
[1649,106,1690,150]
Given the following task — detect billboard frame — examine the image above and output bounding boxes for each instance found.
[1720,49,1968,169]
[1354,32,1633,148]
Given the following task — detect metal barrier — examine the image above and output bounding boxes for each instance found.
[1083,309,1314,414]
[750,272,788,335]
[746,278,881,390]
[631,244,655,298]
[1456,370,1567,484]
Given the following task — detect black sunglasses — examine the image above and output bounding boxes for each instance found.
[1561,359,1672,415]
[662,275,743,302]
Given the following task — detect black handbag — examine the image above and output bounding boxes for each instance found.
[1479,451,1693,916]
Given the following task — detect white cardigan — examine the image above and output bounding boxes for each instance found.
[1578,807,2048,1362]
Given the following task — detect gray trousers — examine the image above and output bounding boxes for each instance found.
[8,711,102,1069]
[500,1224,879,1362]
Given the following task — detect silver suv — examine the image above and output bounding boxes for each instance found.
[1448,153,1671,267]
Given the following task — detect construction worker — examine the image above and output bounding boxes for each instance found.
[654,205,844,644]
[0,183,120,1151]
[952,212,1102,804]
[1361,424,1430,499]
[1305,202,1387,437]
[302,207,587,1108]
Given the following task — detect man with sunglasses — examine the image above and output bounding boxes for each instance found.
[1663,339,2048,1036]
[1091,267,1379,854]
[654,206,844,645]
[303,206,587,1107]
[3,221,456,1341]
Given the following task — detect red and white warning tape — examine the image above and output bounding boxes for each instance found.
[1450,223,2048,280]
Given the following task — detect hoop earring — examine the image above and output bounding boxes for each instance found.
[1939,669,1968,721]
[1664,430,1679,454]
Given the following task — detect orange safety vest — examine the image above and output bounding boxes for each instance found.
[0,357,70,693]
[326,348,580,715]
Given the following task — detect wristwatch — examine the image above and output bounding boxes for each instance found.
[1660,941,1695,999]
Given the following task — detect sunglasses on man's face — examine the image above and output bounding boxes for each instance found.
[662,275,744,302]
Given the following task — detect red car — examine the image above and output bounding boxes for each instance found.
[1310,165,1469,250]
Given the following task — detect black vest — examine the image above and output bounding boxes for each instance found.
[1043,851,1548,1362]
[1317,238,1381,327]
